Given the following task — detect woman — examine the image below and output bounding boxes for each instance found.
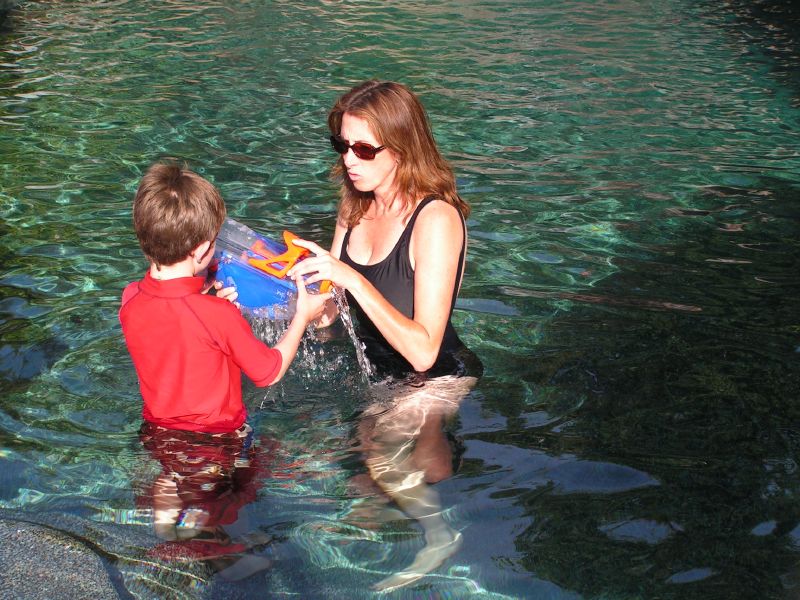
[290,79,480,379]
[289,80,481,591]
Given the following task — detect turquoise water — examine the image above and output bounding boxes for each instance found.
[1,0,800,598]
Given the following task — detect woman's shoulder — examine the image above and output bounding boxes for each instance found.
[410,197,464,255]
[414,196,463,229]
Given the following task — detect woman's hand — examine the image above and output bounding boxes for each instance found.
[287,239,359,291]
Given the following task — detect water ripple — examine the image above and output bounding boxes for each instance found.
[1,0,799,597]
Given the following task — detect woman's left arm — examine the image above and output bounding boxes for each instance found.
[346,202,463,370]
[404,201,464,366]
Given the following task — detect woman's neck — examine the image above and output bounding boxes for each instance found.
[371,190,416,219]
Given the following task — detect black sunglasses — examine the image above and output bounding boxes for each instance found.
[329,135,386,160]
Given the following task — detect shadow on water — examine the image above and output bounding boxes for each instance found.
[710,0,800,100]
[0,223,69,389]
[467,174,800,599]
[0,1,20,27]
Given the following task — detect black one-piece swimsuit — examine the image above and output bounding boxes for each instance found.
[340,197,482,380]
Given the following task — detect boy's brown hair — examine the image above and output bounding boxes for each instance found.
[133,162,226,267]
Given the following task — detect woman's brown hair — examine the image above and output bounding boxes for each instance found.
[133,162,226,267]
[328,80,470,228]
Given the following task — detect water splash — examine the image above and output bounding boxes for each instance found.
[331,287,374,383]
[245,312,338,391]
[242,287,373,388]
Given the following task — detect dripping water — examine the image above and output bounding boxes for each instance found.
[243,287,374,395]
[331,286,374,382]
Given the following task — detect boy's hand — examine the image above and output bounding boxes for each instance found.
[203,280,239,305]
[293,274,331,325]
[315,297,340,328]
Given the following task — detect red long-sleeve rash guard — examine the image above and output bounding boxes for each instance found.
[120,271,282,433]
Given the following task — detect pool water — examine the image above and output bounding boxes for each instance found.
[1,1,799,598]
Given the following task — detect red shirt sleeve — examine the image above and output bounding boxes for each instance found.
[120,281,140,311]
[202,299,283,386]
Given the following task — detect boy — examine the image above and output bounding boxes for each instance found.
[119,161,329,433]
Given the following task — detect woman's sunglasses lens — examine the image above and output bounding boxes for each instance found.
[330,136,348,154]
[352,143,377,160]
[329,136,381,160]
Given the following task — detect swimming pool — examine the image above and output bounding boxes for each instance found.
[1,1,799,598]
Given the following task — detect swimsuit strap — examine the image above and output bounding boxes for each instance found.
[341,194,466,295]
[400,195,466,313]
[341,195,441,262]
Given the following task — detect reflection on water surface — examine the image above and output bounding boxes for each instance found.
[1,0,799,598]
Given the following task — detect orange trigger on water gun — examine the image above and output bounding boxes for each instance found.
[247,231,309,279]
[247,231,334,292]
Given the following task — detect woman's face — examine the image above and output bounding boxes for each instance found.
[339,112,398,199]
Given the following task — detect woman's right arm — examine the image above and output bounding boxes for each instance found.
[329,220,347,260]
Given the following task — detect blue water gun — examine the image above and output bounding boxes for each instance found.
[212,217,330,316]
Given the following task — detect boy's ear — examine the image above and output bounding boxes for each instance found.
[193,240,213,263]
